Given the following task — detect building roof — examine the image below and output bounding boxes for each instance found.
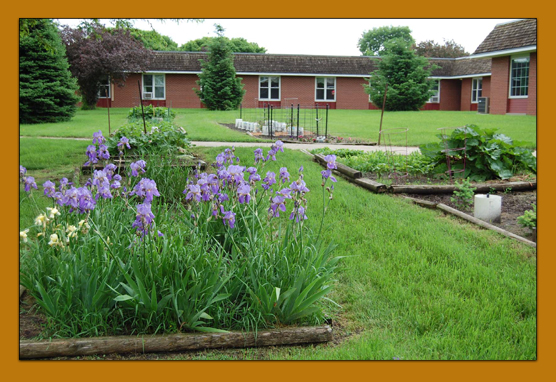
[147,51,492,78]
[474,19,537,55]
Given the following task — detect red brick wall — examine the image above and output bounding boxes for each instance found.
[111,73,142,107]
[439,79,461,111]
[461,78,472,111]
[527,52,537,116]
[166,74,201,108]
[281,76,316,107]
[490,56,510,115]
[240,76,260,108]
[336,77,370,109]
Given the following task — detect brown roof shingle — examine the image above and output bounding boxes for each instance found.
[474,19,537,54]
[147,51,492,78]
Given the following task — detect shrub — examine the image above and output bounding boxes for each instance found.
[517,204,536,229]
[450,178,476,211]
[106,121,190,156]
[420,125,537,182]
[127,105,176,122]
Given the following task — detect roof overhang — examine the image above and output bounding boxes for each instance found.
[430,72,492,80]
[468,45,536,59]
[145,70,371,78]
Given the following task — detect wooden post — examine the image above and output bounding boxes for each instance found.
[378,82,388,145]
[138,80,147,134]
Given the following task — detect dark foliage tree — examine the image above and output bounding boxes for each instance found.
[358,26,414,56]
[180,36,266,53]
[19,19,80,124]
[363,39,437,111]
[194,25,245,110]
[60,25,151,109]
[414,39,470,58]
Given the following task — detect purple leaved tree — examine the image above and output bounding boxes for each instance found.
[60,25,151,109]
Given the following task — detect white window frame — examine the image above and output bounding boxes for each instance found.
[142,74,166,100]
[259,76,281,101]
[315,77,336,102]
[98,76,110,99]
[509,54,530,99]
[471,78,483,104]
[428,79,440,103]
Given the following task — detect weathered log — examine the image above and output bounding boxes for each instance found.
[402,196,438,209]
[389,181,536,194]
[19,286,26,299]
[436,203,536,248]
[20,325,333,359]
[352,178,387,193]
[314,154,362,179]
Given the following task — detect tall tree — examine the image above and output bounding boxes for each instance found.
[414,39,470,58]
[195,25,245,110]
[364,39,437,111]
[358,26,414,56]
[60,25,151,109]
[19,19,80,124]
[124,28,179,51]
[180,36,266,53]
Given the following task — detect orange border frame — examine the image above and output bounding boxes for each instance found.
[7,4,551,381]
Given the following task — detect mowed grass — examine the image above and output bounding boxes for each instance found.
[19,108,536,148]
[18,130,536,360]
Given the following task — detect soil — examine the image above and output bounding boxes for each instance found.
[363,172,537,241]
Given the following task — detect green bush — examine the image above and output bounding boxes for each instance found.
[419,125,536,182]
[106,120,190,156]
[450,178,476,211]
[127,105,176,122]
[517,204,536,229]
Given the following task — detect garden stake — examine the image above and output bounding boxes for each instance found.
[378,82,388,146]
[138,80,147,135]
[297,104,300,139]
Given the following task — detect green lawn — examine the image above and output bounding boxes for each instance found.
[19,108,536,148]
[20,137,536,359]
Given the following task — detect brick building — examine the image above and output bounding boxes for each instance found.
[97,19,536,116]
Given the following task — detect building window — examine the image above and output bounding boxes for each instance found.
[510,56,529,98]
[98,77,110,99]
[143,74,165,99]
[315,77,336,101]
[259,76,280,100]
[428,80,440,103]
[471,78,483,103]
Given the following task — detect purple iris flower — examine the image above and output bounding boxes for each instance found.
[184,184,201,202]
[237,183,251,204]
[228,165,245,184]
[321,169,337,183]
[104,164,118,180]
[290,206,308,222]
[157,230,164,237]
[215,153,226,168]
[290,179,310,195]
[92,130,105,145]
[131,178,160,204]
[325,154,337,170]
[266,147,277,162]
[269,195,287,217]
[77,187,96,213]
[113,174,122,182]
[20,166,27,177]
[23,176,37,192]
[117,136,131,150]
[262,172,276,190]
[52,191,64,206]
[96,185,113,200]
[59,177,71,192]
[254,148,264,164]
[85,145,98,166]
[249,173,261,184]
[98,144,110,160]
[275,140,284,152]
[132,203,155,237]
[110,180,121,189]
[279,167,290,184]
[277,187,292,199]
[130,160,146,177]
[92,170,110,189]
[217,193,229,202]
[43,180,56,197]
[221,208,236,229]
[63,187,79,209]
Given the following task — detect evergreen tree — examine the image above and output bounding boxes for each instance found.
[19,19,80,124]
[364,39,437,111]
[195,25,245,110]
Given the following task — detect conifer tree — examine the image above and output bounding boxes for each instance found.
[19,19,80,124]
[195,25,245,110]
[364,39,437,111]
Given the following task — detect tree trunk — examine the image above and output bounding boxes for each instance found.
[20,325,333,359]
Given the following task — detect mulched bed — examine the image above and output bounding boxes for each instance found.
[363,172,537,240]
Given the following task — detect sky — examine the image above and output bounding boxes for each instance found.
[56,18,520,56]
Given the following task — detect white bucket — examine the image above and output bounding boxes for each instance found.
[262,125,269,135]
[235,119,242,128]
[474,194,502,223]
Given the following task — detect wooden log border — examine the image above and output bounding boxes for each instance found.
[20,325,333,359]
[403,196,536,248]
